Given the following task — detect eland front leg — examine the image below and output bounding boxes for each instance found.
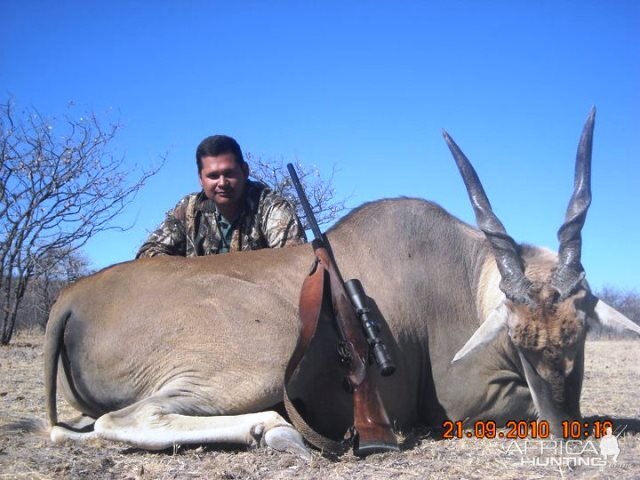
[51,392,312,460]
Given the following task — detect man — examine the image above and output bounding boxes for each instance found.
[136,135,306,258]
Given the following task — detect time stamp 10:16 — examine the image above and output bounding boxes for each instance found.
[442,420,614,440]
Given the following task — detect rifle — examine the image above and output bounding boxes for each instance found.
[285,163,399,456]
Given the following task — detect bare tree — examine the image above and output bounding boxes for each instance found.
[246,152,347,230]
[0,100,162,344]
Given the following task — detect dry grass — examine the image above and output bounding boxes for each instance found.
[1,332,638,479]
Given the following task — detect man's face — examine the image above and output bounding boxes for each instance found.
[198,153,249,210]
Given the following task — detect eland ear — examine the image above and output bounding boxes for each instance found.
[592,300,640,336]
[452,302,509,363]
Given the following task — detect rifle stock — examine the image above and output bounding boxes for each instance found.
[353,378,400,454]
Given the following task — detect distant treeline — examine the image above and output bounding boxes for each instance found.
[15,278,76,331]
[588,286,640,339]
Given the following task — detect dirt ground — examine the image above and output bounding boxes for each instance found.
[1,332,638,479]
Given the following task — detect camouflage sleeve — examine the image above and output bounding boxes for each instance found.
[135,198,189,258]
[260,196,307,248]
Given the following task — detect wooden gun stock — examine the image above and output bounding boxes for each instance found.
[353,376,400,454]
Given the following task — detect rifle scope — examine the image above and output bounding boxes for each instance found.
[345,279,396,377]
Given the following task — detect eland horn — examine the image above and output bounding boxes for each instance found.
[443,131,533,306]
[550,108,596,299]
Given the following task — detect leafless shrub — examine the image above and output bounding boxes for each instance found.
[246,152,347,230]
[0,99,162,344]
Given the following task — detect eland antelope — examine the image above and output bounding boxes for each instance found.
[45,109,638,456]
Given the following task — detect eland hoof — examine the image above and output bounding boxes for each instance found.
[263,426,313,461]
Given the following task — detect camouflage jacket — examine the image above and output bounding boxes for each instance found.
[136,180,306,258]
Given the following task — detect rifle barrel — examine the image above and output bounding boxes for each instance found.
[286,163,324,240]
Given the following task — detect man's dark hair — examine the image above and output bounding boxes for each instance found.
[196,135,245,172]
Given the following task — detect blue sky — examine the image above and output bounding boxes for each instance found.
[2,1,638,291]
